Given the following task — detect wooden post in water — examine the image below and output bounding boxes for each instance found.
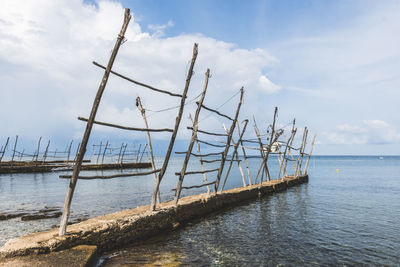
[303,134,316,175]
[101,141,109,164]
[0,137,9,162]
[59,8,132,236]
[136,144,142,163]
[294,127,307,177]
[174,69,209,205]
[11,136,18,163]
[220,119,248,191]
[214,87,244,192]
[96,141,103,164]
[67,140,73,162]
[33,136,42,162]
[42,140,50,162]
[121,143,128,163]
[150,43,198,211]
[264,107,278,181]
[137,96,161,204]
[139,144,147,163]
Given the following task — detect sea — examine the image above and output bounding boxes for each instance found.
[1,155,399,266]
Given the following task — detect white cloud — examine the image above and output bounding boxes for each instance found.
[324,120,400,145]
[0,0,280,143]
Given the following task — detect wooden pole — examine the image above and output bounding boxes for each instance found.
[136,143,142,163]
[67,140,73,161]
[33,136,42,162]
[278,119,296,179]
[150,43,198,211]
[101,141,109,164]
[214,87,244,192]
[294,127,307,177]
[237,124,251,185]
[303,134,316,175]
[11,136,18,163]
[0,137,10,162]
[220,119,248,191]
[174,69,209,205]
[137,96,161,204]
[96,141,103,164]
[296,127,308,177]
[121,143,127,163]
[253,116,269,181]
[42,140,50,162]
[59,8,131,236]
[117,142,124,163]
[139,143,147,163]
[74,143,81,162]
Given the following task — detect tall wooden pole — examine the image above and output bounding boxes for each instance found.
[137,96,161,205]
[67,140,73,162]
[303,134,316,175]
[42,140,50,162]
[34,136,42,162]
[101,141,109,164]
[0,137,9,162]
[11,136,17,163]
[237,124,251,185]
[278,119,296,179]
[59,8,131,236]
[174,69,209,205]
[296,127,308,176]
[294,127,307,177]
[214,87,244,192]
[253,116,269,181]
[150,43,198,211]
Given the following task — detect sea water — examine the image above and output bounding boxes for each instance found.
[1,156,400,265]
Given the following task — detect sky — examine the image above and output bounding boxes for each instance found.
[1,0,400,155]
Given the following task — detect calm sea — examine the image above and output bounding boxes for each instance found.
[1,156,400,265]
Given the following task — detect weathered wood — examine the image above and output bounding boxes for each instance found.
[197,102,233,121]
[253,116,269,181]
[175,167,218,176]
[92,61,183,98]
[66,140,73,161]
[175,151,223,157]
[96,141,103,164]
[78,117,173,132]
[195,139,226,148]
[33,137,42,162]
[220,119,248,191]
[303,134,316,175]
[150,43,198,211]
[0,137,10,162]
[241,139,260,144]
[171,181,216,191]
[174,68,209,205]
[120,143,128,163]
[278,119,296,179]
[136,143,142,163]
[237,123,251,185]
[214,87,244,192]
[295,127,308,177]
[59,168,160,179]
[101,141,109,164]
[42,140,50,163]
[263,107,278,182]
[253,130,284,184]
[200,159,222,163]
[137,96,161,204]
[187,127,229,137]
[190,115,211,193]
[139,143,147,163]
[59,8,132,236]
[11,136,18,163]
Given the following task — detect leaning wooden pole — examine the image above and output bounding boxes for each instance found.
[59,8,131,236]
[0,137,10,162]
[296,127,308,176]
[303,134,316,175]
[174,69,209,205]
[237,124,252,185]
[11,136,18,163]
[214,87,244,192]
[253,116,269,182]
[137,96,161,204]
[220,119,248,191]
[150,43,198,211]
[278,119,296,179]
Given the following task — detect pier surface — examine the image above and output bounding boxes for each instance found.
[0,175,308,263]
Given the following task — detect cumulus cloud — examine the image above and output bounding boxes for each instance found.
[0,0,280,143]
[325,120,400,145]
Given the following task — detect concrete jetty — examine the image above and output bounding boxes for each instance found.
[0,175,308,264]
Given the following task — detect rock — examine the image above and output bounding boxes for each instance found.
[21,212,62,221]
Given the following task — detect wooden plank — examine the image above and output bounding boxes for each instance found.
[187,127,228,137]
[59,168,160,179]
[197,103,233,121]
[171,181,216,190]
[195,139,226,148]
[174,167,218,176]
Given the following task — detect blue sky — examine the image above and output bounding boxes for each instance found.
[1,0,400,155]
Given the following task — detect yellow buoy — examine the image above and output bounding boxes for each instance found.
[336,169,339,172]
